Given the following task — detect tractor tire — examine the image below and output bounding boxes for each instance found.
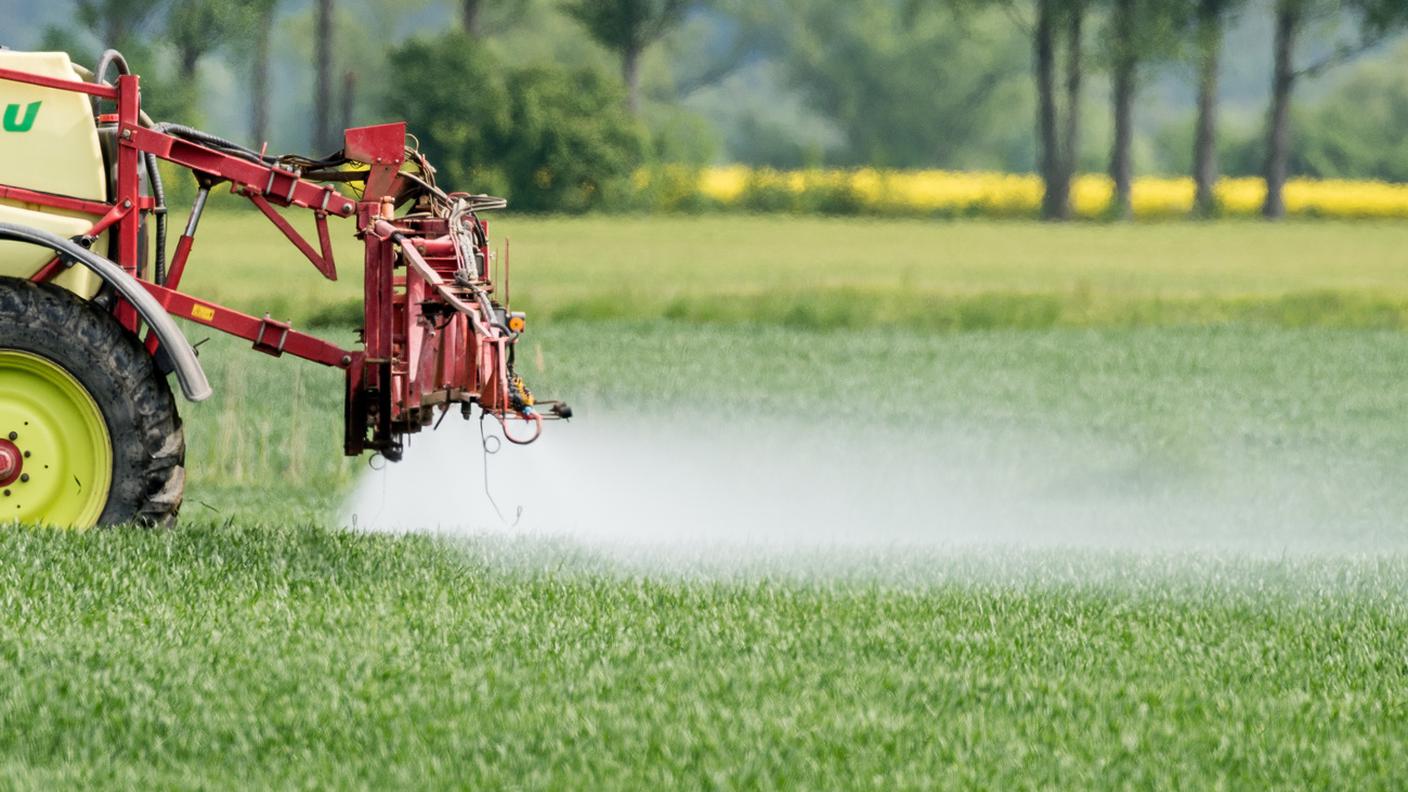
[0,278,184,528]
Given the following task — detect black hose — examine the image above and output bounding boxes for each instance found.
[156,122,350,175]
[88,50,167,281]
[155,122,274,165]
[95,48,130,82]
[91,49,130,115]
[145,152,167,285]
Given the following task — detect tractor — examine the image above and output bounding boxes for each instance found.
[0,48,567,528]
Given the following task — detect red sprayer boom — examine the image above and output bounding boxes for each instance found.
[342,122,570,459]
[0,53,568,469]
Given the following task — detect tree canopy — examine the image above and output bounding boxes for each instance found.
[12,0,1408,215]
[386,33,645,212]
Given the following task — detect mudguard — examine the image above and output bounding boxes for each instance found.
[0,222,212,402]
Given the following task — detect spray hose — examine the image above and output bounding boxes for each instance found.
[497,410,543,445]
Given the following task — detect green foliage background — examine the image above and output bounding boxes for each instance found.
[9,0,1408,199]
[385,33,646,212]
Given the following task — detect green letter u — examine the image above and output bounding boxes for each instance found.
[3,101,41,132]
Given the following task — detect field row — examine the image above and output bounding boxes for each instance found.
[176,213,1408,330]
[184,319,1408,553]
[634,166,1408,219]
[16,319,1408,788]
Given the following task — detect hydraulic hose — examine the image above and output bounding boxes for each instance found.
[154,123,274,165]
[94,48,129,82]
[146,152,167,284]
[70,59,155,128]
[76,53,168,281]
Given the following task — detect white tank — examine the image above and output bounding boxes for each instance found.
[0,51,109,298]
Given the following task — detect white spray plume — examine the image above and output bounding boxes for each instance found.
[343,407,1408,573]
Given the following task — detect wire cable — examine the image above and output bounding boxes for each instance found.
[479,413,523,526]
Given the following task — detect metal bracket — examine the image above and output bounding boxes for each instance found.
[244,191,339,281]
[263,166,301,204]
[253,313,291,357]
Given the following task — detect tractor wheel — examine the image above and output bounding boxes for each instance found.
[0,278,184,528]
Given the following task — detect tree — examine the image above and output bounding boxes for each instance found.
[385,33,645,211]
[1061,3,1083,216]
[669,0,776,98]
[248,0,278,145]
[455,0,531,38]
[75,0,166,50]
[339,70,356,133]
[1034,0,1087,220]
[1360,0,1408,34]
[313,0,335,151]
[1293,42,1408,182]
[68,0,183,120]
[462,0,484,35]
[1103,0,1185,220]
[1262,0,1303,219]
[774,0,1028,170]
[167,0,234,80]
[563,0,692,114]
[1107,0,1136,219]
[1262,0,1404,219]
[163,0,247,122]
[1190,0,1243,216]
[387,36,513,193]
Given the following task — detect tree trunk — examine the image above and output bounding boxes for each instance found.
[313,0,334,152]
[104,16,127,51]
[623,44,642,115]
[1059,3,1084,221]
[339,70,357,136]
[1109,65,1134,220]
[1262,1,1298,220]
[251,5,273,145]
[1035,0,1065,220]
[461,0,483,37]
[173,44,202,123]
[1109,0,1136,221]
[178,47,200,81]
[1192,0,1222,217]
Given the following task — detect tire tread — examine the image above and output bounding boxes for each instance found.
[0,278,185,526]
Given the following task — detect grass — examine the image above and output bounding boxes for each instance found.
[2,524,1405,789]
[6,212,1408,787]
[179,325,358,521]
[179,211,1408,329]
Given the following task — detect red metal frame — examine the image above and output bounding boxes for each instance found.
[2,64,546,459]
[0,66,117,98]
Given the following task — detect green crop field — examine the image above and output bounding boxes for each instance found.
[183,211,1408,329]
[4,213,1408,788]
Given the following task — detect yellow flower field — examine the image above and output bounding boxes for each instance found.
[636,166,1408,220]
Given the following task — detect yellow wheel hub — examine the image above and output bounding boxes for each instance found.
[0,350,112,528]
